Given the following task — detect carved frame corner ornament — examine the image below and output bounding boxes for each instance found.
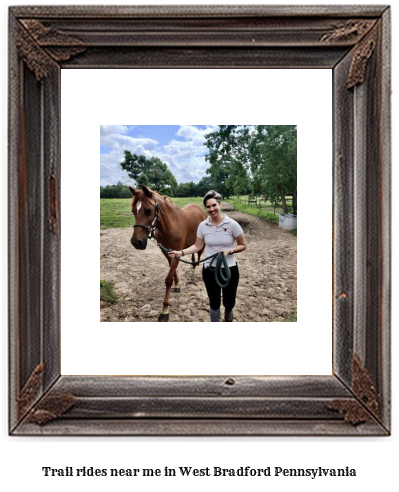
[17,19,85,81]
[8,5,391,436]
[346,27,379,88]
[17,363,45,419]
[28,392,77,426]
[328,354,381,425]
[320,19,379,89]
[320,19,376,43]
[17,364,76,425]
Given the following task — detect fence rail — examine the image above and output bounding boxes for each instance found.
[238,196,294,214]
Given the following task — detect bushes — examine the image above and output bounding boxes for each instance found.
[229,198,279,225]
[100,182,132,198]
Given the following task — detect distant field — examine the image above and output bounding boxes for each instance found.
[100,199,133,229]
[100,196,205,229]
[100,195,290,230]
[171,197,204,208]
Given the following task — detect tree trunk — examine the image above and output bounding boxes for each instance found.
[293,190,297,215]
[279,186,288,215]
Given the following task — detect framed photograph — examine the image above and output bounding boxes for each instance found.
[9,5,390,435]
[97,122,299,326]
[70,73,329,378]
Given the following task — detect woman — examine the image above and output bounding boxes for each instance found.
[168,190,246,322]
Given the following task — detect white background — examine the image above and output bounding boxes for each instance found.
[1,1,397,492]
[61,68,332,376]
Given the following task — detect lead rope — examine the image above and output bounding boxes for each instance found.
[153,240,231,288]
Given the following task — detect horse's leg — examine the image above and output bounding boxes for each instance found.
[159,258,179,322]
[191,247,203,272]
[173,268,180,293]
[162,251,180,293]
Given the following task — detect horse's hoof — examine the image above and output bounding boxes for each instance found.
[158,313,169,322]
[173,287,181,293]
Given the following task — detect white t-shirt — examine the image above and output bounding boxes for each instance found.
[197,214,244,267]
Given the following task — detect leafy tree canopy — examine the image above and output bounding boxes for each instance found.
[100,181,132,198]
[204,125,251,198]
[120,151,177,193]
[249,125,297,213]
[204,125,296,213]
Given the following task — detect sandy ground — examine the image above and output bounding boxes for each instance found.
[100,207,297,322]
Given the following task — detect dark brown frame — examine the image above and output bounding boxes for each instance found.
[9,5,391,436]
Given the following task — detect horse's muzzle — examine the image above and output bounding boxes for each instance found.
[131,237,147,250]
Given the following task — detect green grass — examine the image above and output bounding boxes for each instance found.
[276,311,297,322]
[100,196,205,229]
[170,196,204,208]
[100,280,118,303]
[100,198,133,229]
[100,196,294,230]
[228,198,280,225]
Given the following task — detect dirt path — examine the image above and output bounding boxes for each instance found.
[100,208,297,322]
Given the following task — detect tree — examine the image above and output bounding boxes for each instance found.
[224,158,252,196]
[196,175,219,197]
[173,181,195,197]
[203,125,296,208]
[120,151,177,193]
[203,126,251,198]
[100,181,131,198]
[249,126,297,214]
[173,182,190,197]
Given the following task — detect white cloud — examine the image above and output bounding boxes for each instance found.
[100,125,220,186]
[156,126,222,183]
[101,133,157,153]
[176,125,205,141]
[178,124,218,138]
[100,127,160,186]
[100,152,131,186]
[100,125,131,137]
[161,142,209,183]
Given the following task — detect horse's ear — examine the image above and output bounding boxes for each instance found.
[141,185,153,198]
[129,187,138,196]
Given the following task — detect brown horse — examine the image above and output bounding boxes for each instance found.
[129,185,206,321]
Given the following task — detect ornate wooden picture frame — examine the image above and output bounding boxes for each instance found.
[9,5,391,435]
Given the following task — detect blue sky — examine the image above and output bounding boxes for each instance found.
[100,125,218,186]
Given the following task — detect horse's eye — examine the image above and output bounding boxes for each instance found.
[144,209,152,216]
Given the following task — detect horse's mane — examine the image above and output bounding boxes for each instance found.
[132,187,174,207]
[155,191,173,203]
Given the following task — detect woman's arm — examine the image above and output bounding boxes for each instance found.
[220,232,247,256]
[168,237,205,258]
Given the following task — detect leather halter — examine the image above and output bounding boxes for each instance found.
[133,194,163,239]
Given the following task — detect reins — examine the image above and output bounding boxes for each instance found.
[155,241,231,289]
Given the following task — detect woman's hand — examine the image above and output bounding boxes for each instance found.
[168,238,204,259]
[219,249,232,257]
[168,250,182,258]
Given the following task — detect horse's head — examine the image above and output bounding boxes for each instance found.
[130,185,159,250]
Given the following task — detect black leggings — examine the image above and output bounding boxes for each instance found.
[202,265,239,311]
